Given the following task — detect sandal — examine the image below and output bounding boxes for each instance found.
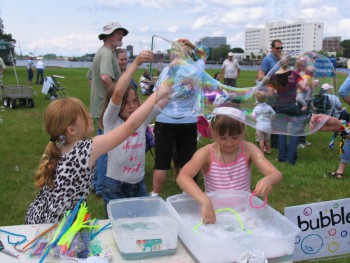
[327,172,343,179]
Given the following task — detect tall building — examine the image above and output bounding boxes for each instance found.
[245,28,266,54]
[322,36,342,52]
[195,37,226,48]
[126,45,133,58]
[245,20,324,57]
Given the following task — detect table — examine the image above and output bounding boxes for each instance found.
[0,220,196,263]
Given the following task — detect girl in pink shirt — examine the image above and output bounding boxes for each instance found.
[176,107,282,225]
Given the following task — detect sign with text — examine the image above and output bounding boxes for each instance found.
[285,198,350,261]
[314,58,335,78]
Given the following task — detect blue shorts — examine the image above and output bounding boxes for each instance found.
[338,73,350,99]
[341,138,350,164]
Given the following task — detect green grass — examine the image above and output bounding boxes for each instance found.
[0,66,347,221]
[0,66,349,261]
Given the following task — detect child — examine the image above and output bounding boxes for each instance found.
[327,138,350,179]
[25,50,163,224]
[327,115,350,180]
[296,65,315,112]
[213,72,221,81]
[176,107,282,224]
[252,91,275,154]
[139,68,154,95]
[101,56,162,210]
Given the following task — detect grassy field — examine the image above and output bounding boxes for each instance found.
[0,65,349,262]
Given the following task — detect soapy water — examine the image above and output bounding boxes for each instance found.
[182,209,284,245]
[151,36,336,136]
[116,216,175,233]
[114,216,178,256]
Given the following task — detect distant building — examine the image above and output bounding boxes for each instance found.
[126,45,133,58]
[195,37,226,48]
[322,36,342,52]
[244,20,324,58]
[245,28,266,55]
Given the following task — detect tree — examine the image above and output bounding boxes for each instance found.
[0,11,16,45]
[214,45,232,61]
[340,39,350,58]
[232,47,244,53]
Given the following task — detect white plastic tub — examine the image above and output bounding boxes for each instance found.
[166,189,300,263]
[107,197,178,260]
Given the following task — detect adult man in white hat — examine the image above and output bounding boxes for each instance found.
[87,21,128,197]
[221,52,240,87]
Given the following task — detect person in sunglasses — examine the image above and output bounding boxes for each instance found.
[256,39,283,149]
[257,39,283,84]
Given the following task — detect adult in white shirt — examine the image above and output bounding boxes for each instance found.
[221,52,240,87]
[35,60,45,84]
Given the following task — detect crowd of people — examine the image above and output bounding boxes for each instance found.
[22,21,350,225]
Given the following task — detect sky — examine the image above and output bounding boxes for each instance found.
[1,0,350,57]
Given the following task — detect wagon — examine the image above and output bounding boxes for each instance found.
[1,85,34,109]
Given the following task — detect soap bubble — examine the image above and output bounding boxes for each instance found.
[139,39,153,51]
[193,45,210,61]
[89,4,98,14]
[153,36,336,136]
[14,165,20,172]
[275,6,284,17]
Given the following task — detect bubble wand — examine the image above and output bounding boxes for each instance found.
[249,191,268,209]
[193,208,250,235]
[39,198,83,263]
[57,202,99,254]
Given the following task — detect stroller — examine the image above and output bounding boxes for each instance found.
[42,75,65,100]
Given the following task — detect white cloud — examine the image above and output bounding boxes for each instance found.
[139,26,150,33]
[300,0,318,5]
[167,25,179,33]
[25,34,100,56]
[212,29,225,36]
[219,7,265,24]
[192,16,214,30]
[4,0,350,56]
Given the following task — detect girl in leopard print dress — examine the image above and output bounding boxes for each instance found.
[25,50,163,224]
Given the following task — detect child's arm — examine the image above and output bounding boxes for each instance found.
[88,52,173,168]
[245,142,282,196]
[310,114,341,132]
[176,146,216,224]
[90,92,160,168]
[112,50,153,106]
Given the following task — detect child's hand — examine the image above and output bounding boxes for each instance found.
[310,114,341,132]
[201,196,216,225]
[135,50,154,66]
[254,178,273,197]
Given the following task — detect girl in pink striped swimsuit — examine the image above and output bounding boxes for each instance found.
[176,107,282,224]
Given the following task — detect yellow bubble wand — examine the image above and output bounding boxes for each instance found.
[193,208,251,235]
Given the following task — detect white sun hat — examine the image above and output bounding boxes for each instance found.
[212,107,245,123]
[98,22,128,40]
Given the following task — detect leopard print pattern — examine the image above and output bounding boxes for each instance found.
[25,140,94,224]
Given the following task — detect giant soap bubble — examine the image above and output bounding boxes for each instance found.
[152,36,336,136]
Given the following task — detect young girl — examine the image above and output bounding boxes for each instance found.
[101,57,162,209]
[176,107,282,224]
[25,50,161,224]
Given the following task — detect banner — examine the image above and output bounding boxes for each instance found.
[284,198,350,261]
[315,57,335,78]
